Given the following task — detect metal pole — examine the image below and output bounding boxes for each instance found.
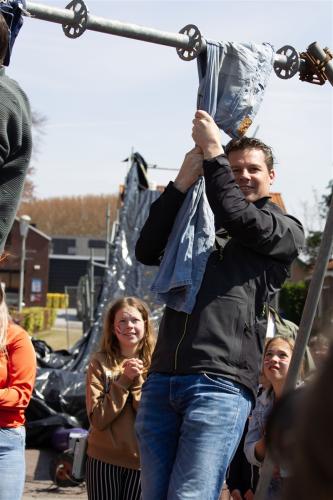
[26,1,203,51]
[64,285,70,349]
[18,235,26,312]
[89,248,95,327]
[254,189,333,500]
[284,192,333,391]
[26,1,300,70]
[105,204,111,267]
[18,215,31,312]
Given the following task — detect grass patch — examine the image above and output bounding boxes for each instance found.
[33,327,83,351]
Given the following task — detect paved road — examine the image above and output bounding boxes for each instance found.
[23,450,231,499]
[24,449,87,499]
[54,308,83,330]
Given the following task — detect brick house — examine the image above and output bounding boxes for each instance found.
[0,217,51,307]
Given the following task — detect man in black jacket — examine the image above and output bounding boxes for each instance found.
[135,110,304,500]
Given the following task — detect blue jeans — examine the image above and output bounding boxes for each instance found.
[135,373,253,500]
[0,426,26,500]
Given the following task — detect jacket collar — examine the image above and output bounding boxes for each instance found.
[253,196,271,209]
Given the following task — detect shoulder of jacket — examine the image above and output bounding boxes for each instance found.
[0,77,31,116]
[266,200,285,214]
[266,201,303,225]
[257,388,274,407]
[89,352,117,377]
[89,351,108,367]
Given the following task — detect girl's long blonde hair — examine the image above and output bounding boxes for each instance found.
[0,285,9,352]
[100,296,155,370]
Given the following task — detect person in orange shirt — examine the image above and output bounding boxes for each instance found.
[0,285,36,500]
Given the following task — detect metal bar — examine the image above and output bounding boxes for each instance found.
[284,191,333,391]
[18,234,26,312]
[89,248,95,327]
[255,189,333,500]
[64,285,70,349]
[26,1,296,68]
[26,1,203,51]
[91,261,108,269]
[254,457,275,500]
[105,204,110,267]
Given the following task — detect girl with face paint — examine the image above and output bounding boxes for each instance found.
[85,297,155,500]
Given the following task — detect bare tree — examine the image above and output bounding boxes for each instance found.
[19,194,119,237]
[20,110,47,203]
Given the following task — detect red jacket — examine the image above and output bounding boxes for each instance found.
[0,323,36,427]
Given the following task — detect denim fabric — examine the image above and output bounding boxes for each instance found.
[136,373,253,500]
[244,389,274,468]
[151,176,215,314]
[0,0,26,66]
[197,41,275,138]
[0,426,26,500]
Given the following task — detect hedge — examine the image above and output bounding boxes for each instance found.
[10,307,58,334]
[279,281,308,325]
[46,293,69,309]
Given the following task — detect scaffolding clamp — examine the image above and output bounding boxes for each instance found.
[299,45,333,85]
[273,45,300,79]
[176,24,203,61]
[62,0,88,38]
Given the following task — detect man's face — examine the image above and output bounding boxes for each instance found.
[227,148,275,202]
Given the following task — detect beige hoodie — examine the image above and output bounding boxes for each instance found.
[86,352,144,469]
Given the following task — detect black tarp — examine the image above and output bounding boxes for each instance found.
[26,153,163,447]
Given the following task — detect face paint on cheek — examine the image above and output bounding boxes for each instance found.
[116,324,125,335]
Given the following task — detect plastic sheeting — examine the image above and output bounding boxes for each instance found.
[26,153,163,447]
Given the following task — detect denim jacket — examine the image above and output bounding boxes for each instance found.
[151,176,215,314]
[197,41,274,138]
[244,388,274,468]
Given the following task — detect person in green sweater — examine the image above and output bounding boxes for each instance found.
[0,2,32,254]
[85,296,155,500]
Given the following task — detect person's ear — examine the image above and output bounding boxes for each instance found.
[269,169,276,185]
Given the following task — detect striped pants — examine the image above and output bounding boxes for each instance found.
[86,456,141,500]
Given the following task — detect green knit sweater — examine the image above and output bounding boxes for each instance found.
[0,67,32,253]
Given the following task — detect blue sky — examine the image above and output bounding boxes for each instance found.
[8,0,333,229]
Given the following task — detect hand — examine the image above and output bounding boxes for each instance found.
[244,489,255,500]
[230,489,243,500]
[254,436,266,463]
[174,146,204,193]
[122,358,143,380]
[192,110,224,159]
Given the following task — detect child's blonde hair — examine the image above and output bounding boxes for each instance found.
[100,296,155,370]
[264,335,295,357]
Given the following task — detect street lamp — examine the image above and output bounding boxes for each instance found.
[18,214,31,312]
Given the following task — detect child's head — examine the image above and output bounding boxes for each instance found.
[263,336,295,390]
[101,296,155,368]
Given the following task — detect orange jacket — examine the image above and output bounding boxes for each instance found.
[0,323,36,427]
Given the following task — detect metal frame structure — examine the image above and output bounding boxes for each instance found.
[25,0,333,84]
